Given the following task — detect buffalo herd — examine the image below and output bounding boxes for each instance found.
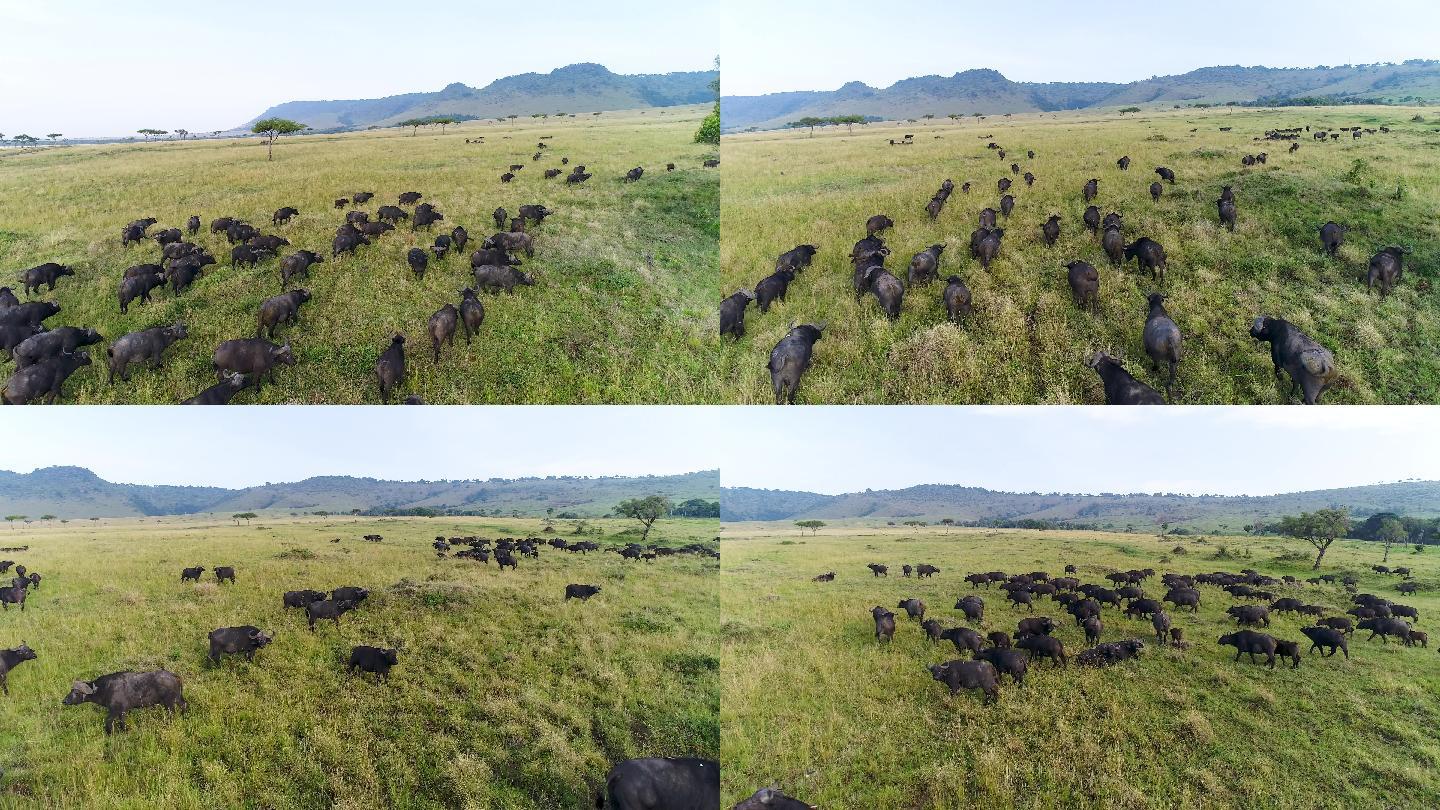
[826,556,1432,706]
[724,120,1411,405]
[0,135,713,403]
[0,529,720,807]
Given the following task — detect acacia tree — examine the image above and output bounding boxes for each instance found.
[232,512,257,525]
[137,128,167,140]
[431,116,458,134]
[46,133,62,141]
[788,116,825,137]
[399,118,426,136]
[5,515,26,528]
[251,118,306,161]
[616,495,672,544]
[1278,508,1351,569]
[1377,517,1407,563]
[795,520,826,535]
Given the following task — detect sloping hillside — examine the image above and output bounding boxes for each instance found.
[0,467,719,519]
[722,61,1440,131]
[244,63,718,131]
[721,481,1440,530]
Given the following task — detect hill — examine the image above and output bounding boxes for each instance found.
[720,480,1440,530]
[721,61,1440,131]
[244,63,718,131]
[0,467,719,519]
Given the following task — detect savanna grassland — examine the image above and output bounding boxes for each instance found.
[719,106,1440,403]
[721,523,1440,809]
[0,514,719,809]
[0,106,719,403]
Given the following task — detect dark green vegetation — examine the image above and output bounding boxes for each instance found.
[0,107,719,403]
[721,480,1440,532]
[0,467,719,520]
[721,523,1440,809]
[721,62,1440,132]
[246,64,719,132]
[0,515,718,808]
[719,107,1440,403]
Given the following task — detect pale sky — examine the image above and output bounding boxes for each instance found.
[722,0,1440,96]
[0,407,722,489]
[718,408,1440,497]
[0,0,718,138]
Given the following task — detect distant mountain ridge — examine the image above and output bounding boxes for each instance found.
[0,467,718,519]
[243,63,718,131]
[721,481,1440,530]
[721,61,1440,131]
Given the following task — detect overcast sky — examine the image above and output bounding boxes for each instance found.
[722,0,1440,96]
[718,408,1440,497]
[0,0,717,138]
[0,407,721,488]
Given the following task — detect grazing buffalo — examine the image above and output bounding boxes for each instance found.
[986,631,1011,648]
[214,566,236,584]
[755,269,795,313]
[1274,640,1302,669]
[63,670,186,733]
[1218,630,1277,667]
[943,276,973,322]
[1226,605,1270,627]
[1318,222,1346,257]
[180,567,205,582]
[1358,617,1412,643]
[565,584,601,601]
[1155,167,1175,184]
[1082,616,1103,646]
[348,645,399,680]
[375,334,406,402]
[207,626,273,665]
[721,291,756,339]
[1086,351,1164,405]
[769,324,824,405]
[1077,638,1145,667]
[13,327,101,371]
[897,598,926,620]
[1016,634,1066,667]
[1249,317,1336,404]
[1124,238,1167,284]
[283,589,327,609]
[2,350,91,404]
[428,304,458,362]
[1042,215,1061,246]
[908,245,944,286]
[1300,625,1349,659]
[598,757,719,810]
[1066,261,1099,311]
[975,647,1027,685]
[1142,293,1182,398]
[940,627,984,655]
[928,660,999,700]
[954,596,984,622]
[307,599,357,631]
[872,607,896,642]
[865,215,894,237]
[20,263,75,297]
[0,643,37,695]
[1083,179,1099,202]
[732,787,816,810]
[212,339,293,393]
[272,207,299,225]
[472,264,535,293]
[256,290,310,340]
[1366,246,1406,297]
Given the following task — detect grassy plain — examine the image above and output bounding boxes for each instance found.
[0,515,718,809]
[721,522,1440,809]
[719,106,1440,403]
[0,106,719,403]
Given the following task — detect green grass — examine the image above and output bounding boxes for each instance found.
[0,107,719,403]
[719,106,1440,403]
[0,515,718,808]
[720,522,1440,809]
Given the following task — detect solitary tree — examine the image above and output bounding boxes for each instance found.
[232,512,257,525]
[398,118,426,136]
[174,129,188,140]
[1277,508,1351,569]
[137,128,167,140]
[1119,106,1142,115]
[616,495,673,544]
[787,116,825,137]
[251,118,306,161]
[13,134,37,145]
[4,515,25,528]
[431,116,459,134]
[46,133,62,141]
[795,520,826,535]
[1377,517,1407,563]
[40,514,56,521]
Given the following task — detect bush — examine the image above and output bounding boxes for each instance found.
[694,105,719,145]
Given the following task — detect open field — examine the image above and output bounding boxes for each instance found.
[721,523,1440,809]
[0,106,719,403]
[0,515,718,809]
[719,106,1440,403]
